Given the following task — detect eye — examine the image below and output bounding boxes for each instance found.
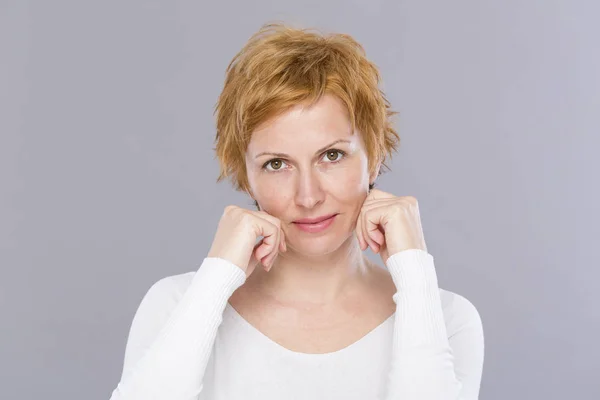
[262,150,346,172]
[263,159,287,171]
[322,149,345,163]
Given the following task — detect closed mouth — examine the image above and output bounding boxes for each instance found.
[293,213,338,224]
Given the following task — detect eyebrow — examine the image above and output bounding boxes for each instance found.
[254,139,352,159]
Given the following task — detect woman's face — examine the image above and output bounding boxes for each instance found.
[245,94,379,256]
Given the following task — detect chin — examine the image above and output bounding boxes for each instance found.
[288,232,353,257]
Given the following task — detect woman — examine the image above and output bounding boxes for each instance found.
[109,23,484,400]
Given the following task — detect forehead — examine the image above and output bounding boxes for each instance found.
[246,94,356,153]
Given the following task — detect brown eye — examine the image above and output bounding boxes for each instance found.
[324,150,343,162]
[268,160,283,170]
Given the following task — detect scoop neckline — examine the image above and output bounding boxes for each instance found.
[224,301,395,358]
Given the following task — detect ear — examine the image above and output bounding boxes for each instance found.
[246,188,260,210]
[246,184,255,201]
[369,161,381,186]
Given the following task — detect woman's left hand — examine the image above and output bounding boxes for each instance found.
[355,188,428,263]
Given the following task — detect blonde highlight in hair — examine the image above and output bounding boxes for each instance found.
[213,22,400,193]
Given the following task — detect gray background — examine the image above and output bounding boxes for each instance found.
[1,1,598,399]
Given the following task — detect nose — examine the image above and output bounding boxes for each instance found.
[294,169,325,209]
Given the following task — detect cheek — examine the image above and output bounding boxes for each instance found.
[251,173,294,210]
[320,162,368,199]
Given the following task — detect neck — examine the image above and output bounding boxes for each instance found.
[248,235,373,306]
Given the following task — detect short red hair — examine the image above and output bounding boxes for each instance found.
[213,22,400,193]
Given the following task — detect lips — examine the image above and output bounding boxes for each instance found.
[293,213,338,224]
[292,213,338,233]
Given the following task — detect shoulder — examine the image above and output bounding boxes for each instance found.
[144,270,197,302]
[127,271,199,337]
[439,288,484,338]
[131,270,198,318]
[138,258,246,312]
[120,270,205,378]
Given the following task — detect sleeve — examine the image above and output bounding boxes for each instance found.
[108,257,247,400]
[383,249,485,400]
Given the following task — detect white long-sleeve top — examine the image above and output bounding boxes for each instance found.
[109,249,485,400]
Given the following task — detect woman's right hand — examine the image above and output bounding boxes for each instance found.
[207,205,287,277]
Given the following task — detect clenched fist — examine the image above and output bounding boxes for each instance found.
[207,205,287,277]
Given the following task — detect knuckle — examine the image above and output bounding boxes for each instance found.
[237,212,256,229]
[223,205,238,215]
[240,211,254,224]
[405,195,418,204]
[391,206,404,218]
[259,211,281,228]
